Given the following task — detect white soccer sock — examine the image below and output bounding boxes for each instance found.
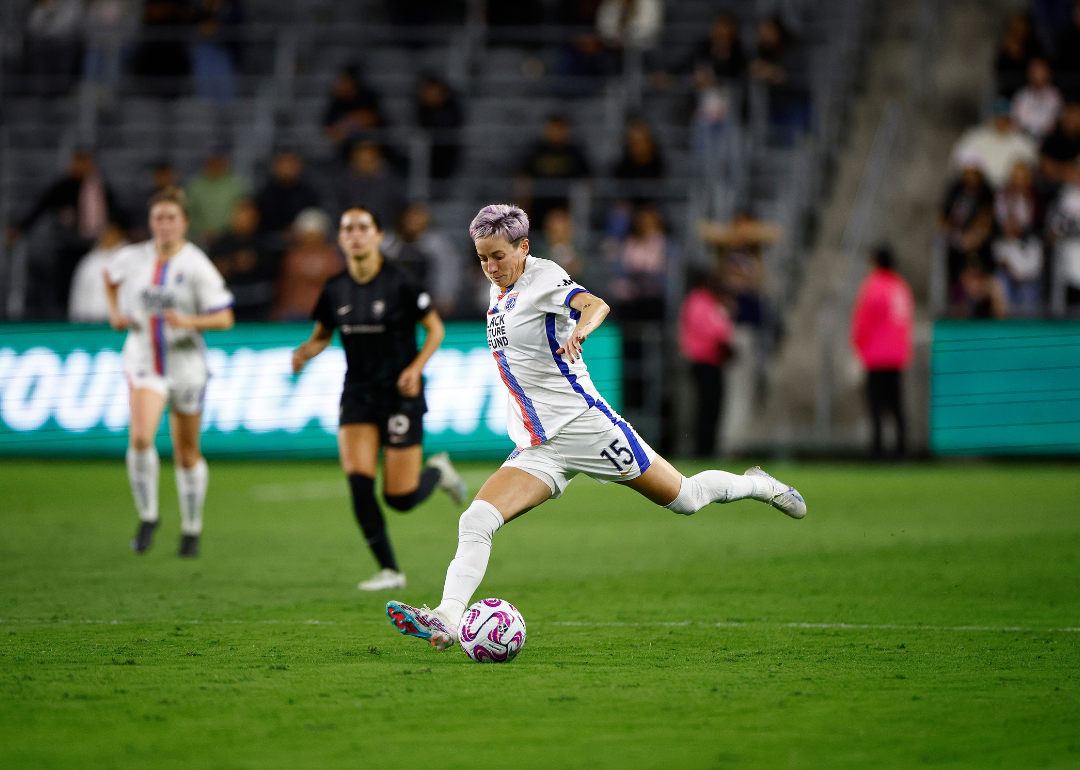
[175,458,208,536]
[126,447,159,523]
[435,500,504,625]
[665,470,771,515]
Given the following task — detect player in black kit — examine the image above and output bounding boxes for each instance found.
[292,207,467,591]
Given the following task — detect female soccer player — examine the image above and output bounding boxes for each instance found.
[292,207,468,592]
[386,204,807,649]
[105,187,235,557]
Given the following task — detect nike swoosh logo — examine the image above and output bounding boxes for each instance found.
[337,305,352,315]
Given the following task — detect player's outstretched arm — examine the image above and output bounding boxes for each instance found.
[292,321,334,374]
[557,292,609,363]
[398,310,444,397]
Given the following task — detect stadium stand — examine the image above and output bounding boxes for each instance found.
[0,0,884,448]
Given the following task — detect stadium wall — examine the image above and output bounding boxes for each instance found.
[0,322,623,460]
[930,321,1080,456]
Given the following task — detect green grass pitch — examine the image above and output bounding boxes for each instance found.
[1,459,1078,769]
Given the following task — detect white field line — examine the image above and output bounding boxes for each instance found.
[2,618,1078,633]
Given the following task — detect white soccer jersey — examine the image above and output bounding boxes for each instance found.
[486,255,618,448]
[105,241,234,382]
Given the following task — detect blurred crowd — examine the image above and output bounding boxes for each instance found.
[942,1,1080,318]
[8,2,790,337]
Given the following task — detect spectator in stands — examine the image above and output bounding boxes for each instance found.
[519,115,591,226]
[273,208,344,321]
[694,14,746,82]
[323,66,383,160]
[991,215,1044,315]
[336,141,407,234]
[749,15,812,143]
[69,220,129,323]
[192,0,243,103]
[596,0,664,50]
[613,118,666,180]
[1012,58,1063,140]
[995,12,1043,98]
[850,246,914,459]
[555,33,616,82]
[416,76,463,180]
[23,0,84,96]
[1045,182,1080,311]
[532,208,584,278]
[679,269,734,458]
[8,149,125,317]
[994,160,1044,234]
[952,255,1008,319]
[381,204,463,317]
[130,0,193,97]
[1053,1,1080,99]
[209,198,276,321]
[699,211,780,330]
[950,98,1038,189]
[558,0,601,25]
[83,0,138,100]
[185,145,251,245]
[1040,100,1080,185]
[608,203,668,321]
[255,150,320,235]
[939,157,994,288]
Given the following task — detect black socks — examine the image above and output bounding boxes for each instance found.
[347,474,397,571]
[384,467,441,512]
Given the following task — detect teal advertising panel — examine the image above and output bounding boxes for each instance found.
[0,322,622,459]
[930,321,1080,456]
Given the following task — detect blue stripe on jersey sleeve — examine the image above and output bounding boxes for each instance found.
[564,287,586,320]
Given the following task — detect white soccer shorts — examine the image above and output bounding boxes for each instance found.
[502,403,656,498]
[126,352,208,416]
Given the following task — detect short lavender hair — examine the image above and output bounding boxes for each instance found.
[469,204,529,243]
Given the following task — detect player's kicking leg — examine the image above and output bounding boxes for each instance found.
[386,468,550,649]
[621,455,806,519]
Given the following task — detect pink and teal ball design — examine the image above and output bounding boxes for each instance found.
[458,598,527,663]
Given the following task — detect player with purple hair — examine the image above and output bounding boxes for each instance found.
[386,204,806,650]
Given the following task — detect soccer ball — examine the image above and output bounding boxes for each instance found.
[458,598,526,663]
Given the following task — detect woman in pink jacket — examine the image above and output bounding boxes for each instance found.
[850,246,914,458]
[679,272,735,457]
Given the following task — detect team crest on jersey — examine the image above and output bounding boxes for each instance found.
[505,292,518,311]
[372,299,386,319]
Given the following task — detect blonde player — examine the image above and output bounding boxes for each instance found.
[105,187,235,557]
[386,204,807,649]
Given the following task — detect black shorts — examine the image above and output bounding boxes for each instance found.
[339,390,426,448]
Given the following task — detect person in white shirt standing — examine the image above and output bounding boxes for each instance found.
[69,220,128,322]
[104,187,235,557]
[385,205,808,651]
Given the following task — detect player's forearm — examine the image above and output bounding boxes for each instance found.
[411,312,445,372]
[573,296,610,337]
[185,308,235,331]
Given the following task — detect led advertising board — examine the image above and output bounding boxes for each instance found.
[0,322,622,459]
[930,321,1080,456]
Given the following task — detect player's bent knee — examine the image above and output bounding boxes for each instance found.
[458,500,504,545]
[130,435,154,452]
[383,491,418,511]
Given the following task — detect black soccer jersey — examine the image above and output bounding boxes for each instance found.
[312,261,432,398]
